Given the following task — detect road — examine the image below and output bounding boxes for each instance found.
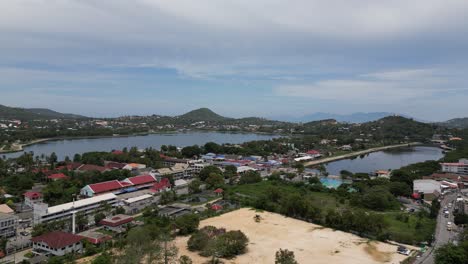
[303,142,420,167]
[414,193,458,264]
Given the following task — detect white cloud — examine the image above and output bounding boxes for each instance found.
[274,67,468,103]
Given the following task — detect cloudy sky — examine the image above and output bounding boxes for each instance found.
[1,0,468,121]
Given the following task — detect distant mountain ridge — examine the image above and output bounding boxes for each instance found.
[437,117,468,129]
[0,104,88,120]
[274,112,398,123]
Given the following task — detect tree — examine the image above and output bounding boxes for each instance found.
[182,145,202,158]
[215,230,248,258]
[224,165,237,175]
[435,244,468,264]
[115,207,126,215]
[76,211,89,231]
[205,173,224,189]
[388,181,412,197]
[94,212,106,225]
[199,166,223,182]
[188,179,202,194]
[49,152,58,165]
[204,142,221,154]
[73,153,82,162]
[175,214,200,235]
[188,231,210,251]
[430,198,441,219]
[239,171,262,185]
[361,186,397,211]
[275,249,298,264]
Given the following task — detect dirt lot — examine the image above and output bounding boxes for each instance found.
[175,208,410,264]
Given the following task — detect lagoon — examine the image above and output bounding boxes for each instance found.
[324,146,444,175]
[2,132,279,160]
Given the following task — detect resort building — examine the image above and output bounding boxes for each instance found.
[32,231,83,256]
[441,159,468,175]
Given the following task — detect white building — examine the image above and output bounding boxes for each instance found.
[441,159,468,175]
[33,193,119,225]
[0,212,18,238]
[122,194,155,214]
[32,231,83,256]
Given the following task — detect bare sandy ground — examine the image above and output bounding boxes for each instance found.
[175,208,410,264]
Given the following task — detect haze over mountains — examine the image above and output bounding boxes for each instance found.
[1,104,468,128]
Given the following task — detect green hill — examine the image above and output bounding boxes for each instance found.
[178,108,229,122]
[361,115,439,142]
[0,104,87,120]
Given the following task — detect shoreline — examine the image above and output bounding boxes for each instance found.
[304,142,422,167]
[0,130,283,154]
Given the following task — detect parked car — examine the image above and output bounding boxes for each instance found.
[397,246,411,256]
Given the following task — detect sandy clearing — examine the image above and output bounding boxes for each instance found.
[175,208,409,264]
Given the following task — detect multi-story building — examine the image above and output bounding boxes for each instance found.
[441,159,468,175]
[33,193,118,225]
[0,212,18,238]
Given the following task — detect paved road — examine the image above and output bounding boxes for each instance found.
[414,193,458,264]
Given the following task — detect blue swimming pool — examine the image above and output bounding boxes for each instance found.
[320,177,343,188]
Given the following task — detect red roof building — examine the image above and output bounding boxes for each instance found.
[125,175,156,186]
[87,180,124,195]
[111,150,124,155]
[48,173,69,180]
[32,231,83,249]
[100,214,134,227]
[150,178,171,193]
[214,188,224,194]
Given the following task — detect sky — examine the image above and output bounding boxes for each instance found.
[1,0,468,121]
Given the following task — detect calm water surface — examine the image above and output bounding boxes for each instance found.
[325,146,444,175]
[2,132,279,160]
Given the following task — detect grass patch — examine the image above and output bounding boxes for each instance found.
[382,212,435,245]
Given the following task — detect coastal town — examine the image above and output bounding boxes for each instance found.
[2,1,468,263]
[0,127,467,263]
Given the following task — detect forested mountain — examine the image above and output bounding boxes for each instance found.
[0,104,87,120]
